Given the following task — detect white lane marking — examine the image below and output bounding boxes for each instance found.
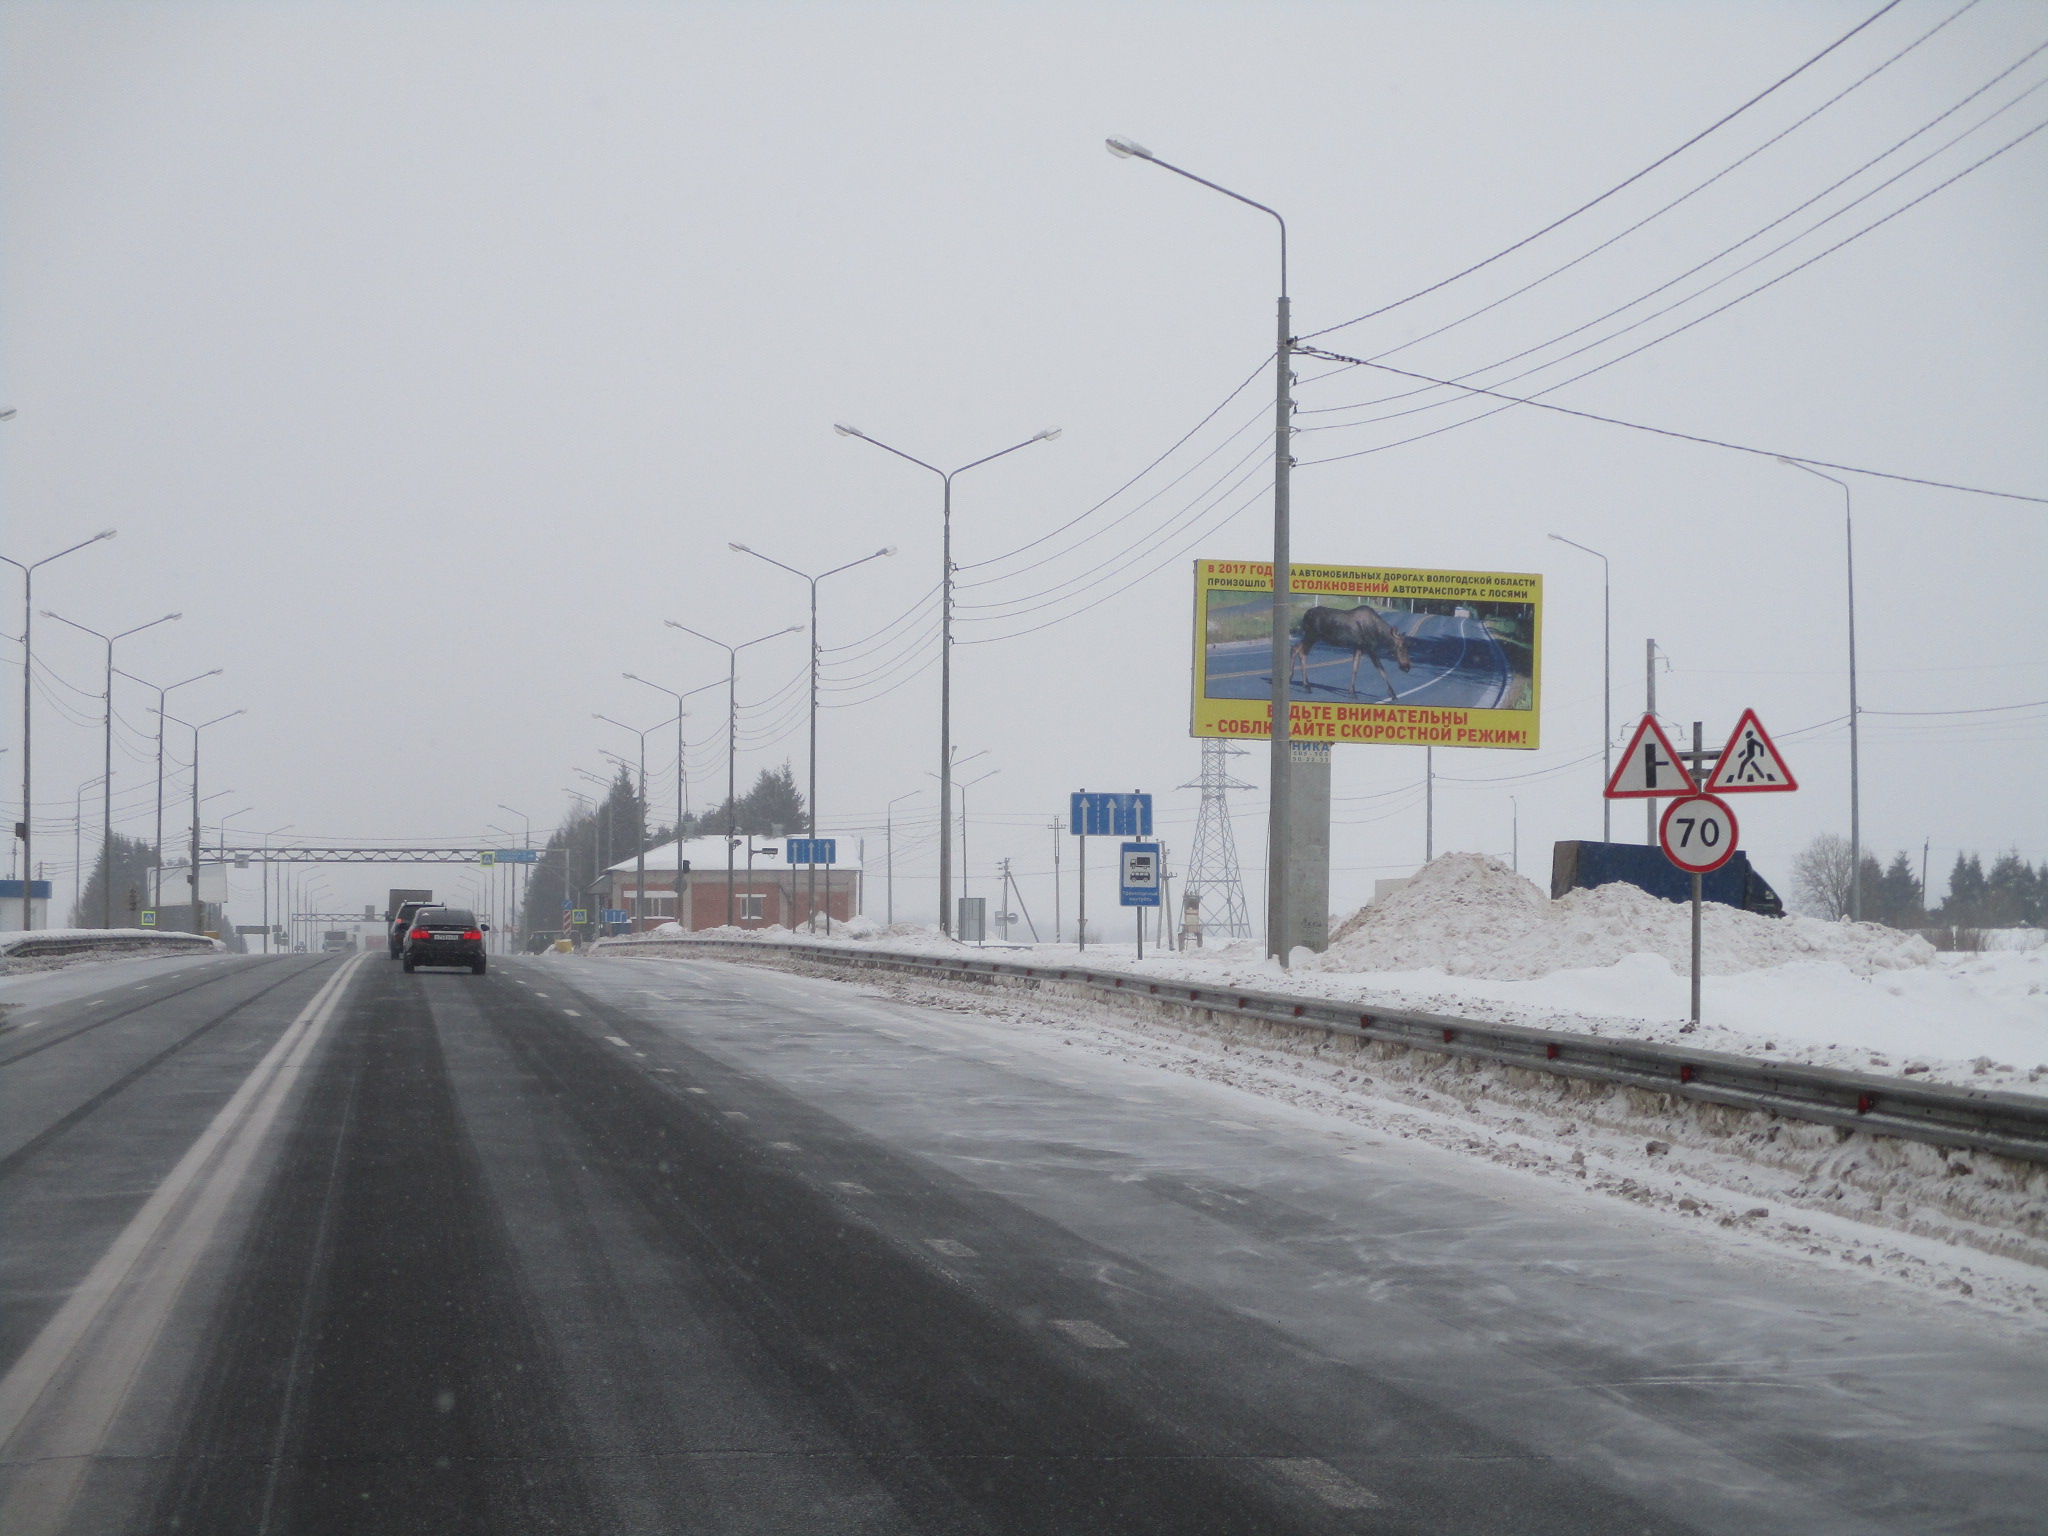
[769,1141,799,1151]
[1273,1458,1383,1509]
[563,1010,583,1017]
[832,1181,871,1196]
[1050,1319,1126,1349]
[0,954,365,1529]
[604,1035,631,1048]
[532,992,550,997]
[722,1111,749,1120]
[926,1239,976,1258]
[652,1067,676,1074]
[686,1087,708,1095]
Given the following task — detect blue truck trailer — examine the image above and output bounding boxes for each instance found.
[1551,840,1783,917]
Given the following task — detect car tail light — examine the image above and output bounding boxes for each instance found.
[410,927,430,940]
[462,929,483,941]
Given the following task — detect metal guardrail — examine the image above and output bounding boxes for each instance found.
[593,935,2048,1166]
[0,931,222,963]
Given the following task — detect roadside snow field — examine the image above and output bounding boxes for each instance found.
[660,853,2047,1095]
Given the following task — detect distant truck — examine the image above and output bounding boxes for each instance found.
[321,930,352,953]
[386,888,434,921]
[1551,840,1783,917]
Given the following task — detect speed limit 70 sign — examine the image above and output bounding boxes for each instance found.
[1659,794,1739,873]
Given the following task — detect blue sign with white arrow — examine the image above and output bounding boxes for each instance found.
[786,837,836,865]
[1069,792,1152,837]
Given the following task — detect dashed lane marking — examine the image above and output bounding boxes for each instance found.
[605,1035,631,1048]
[563,1010,583,1017]
[832,1181,872,1196]
[686,1087,708,1095]
[769,1141,799,1151]
[1050,1320,1126,1349]
[925,1239,976,1258]
[1272,1459,1383,1509]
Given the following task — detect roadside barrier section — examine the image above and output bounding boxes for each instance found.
[593,934,2048,1166]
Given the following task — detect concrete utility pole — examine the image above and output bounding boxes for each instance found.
[834,424,1058,936]
[595,713,678,933]
[1106,136,1296,963]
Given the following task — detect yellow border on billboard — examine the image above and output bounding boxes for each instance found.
[1190,559,1542,749]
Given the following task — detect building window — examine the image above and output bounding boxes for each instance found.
[738,895,765,921]
[627,892,675,917]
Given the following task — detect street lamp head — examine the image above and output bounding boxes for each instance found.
[879,546,897,557]
[833,423,863,438]
[94,530,116,542]
[1035,427,1062,442]
[163,612,183,622]
[729,542,752,554]
[663,619,684,631]
[1105,136,1153,160]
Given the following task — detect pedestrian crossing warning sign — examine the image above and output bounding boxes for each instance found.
[1604,715,1698,799]
[1704,708,1798,794]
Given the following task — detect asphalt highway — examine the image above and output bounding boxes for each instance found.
[1208,612,1516,708]
[1,950,2041,1533]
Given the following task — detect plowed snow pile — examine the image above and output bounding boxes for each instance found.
[1317,852,1934,980]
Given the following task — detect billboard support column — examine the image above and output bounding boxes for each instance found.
[1286,740,1330,954]
[1266,292,1294,965]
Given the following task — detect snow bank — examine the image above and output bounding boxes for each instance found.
[1320,852,1934,979]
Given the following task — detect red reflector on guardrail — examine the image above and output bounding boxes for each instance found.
[1679,1065,1695,1084]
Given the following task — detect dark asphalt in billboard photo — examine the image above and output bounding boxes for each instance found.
[1205,607,1522,710]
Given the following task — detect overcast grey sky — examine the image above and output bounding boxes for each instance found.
[5,0,2044,929]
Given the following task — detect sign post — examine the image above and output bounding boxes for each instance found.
[786,837,838,935]
[1660,791,1739,1028]
[1119,841,1161,958]
[1071,791,1151,953]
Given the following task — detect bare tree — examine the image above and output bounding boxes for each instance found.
[1792,833,1856,920]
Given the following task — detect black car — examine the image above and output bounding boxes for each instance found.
[401,906,489,974]
[389,900,441,958]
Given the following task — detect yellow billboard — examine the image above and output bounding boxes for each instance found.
[1191,559,1542,749]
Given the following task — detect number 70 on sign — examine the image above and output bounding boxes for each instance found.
[1659,794,1738,874]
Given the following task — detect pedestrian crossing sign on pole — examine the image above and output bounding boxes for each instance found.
[1604,715,1698,799]
[1703,708,1799,793]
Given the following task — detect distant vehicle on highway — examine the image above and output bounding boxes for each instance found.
[320,930,352,954]
[525,931,557,954]
[388,900,441,958]
[402,906,489,975]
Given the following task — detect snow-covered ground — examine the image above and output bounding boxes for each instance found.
[0,949,231,1017]
[650,853,2048,1097]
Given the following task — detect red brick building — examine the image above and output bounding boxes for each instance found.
[601,836,863,932]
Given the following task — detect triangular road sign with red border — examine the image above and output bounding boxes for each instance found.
[1604,714,1698,799]
[1704,708,1799,793]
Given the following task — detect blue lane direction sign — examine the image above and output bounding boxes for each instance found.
[1070,792,1152,837]
[786,837,837,865]
[1119,842,1162,907]
[601,908,631,925]
[493,848,539,863]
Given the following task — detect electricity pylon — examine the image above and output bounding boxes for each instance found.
[1178,740,1253,942]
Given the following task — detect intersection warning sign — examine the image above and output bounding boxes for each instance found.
[1703,708,1798,794]
[1604,715,1698,799]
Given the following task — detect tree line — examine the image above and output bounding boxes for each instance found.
[1792,834,2047,929]
[517,763,806,939]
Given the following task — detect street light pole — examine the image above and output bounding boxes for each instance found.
[116,668,221,917]
[595,713,679,933]
[42,609,180,925]
[623,675,724,933]
[1778,458,1862,921]
[1547,534,1612,842]
[833,424,1058,936]
[166,710,243,934]
[665,622,801,927]
[1,528,116,929]
[884,789,920,927]
[1106,136,1295,962]
[260,823,292,953]
[497,803,532,946]
[730,542,893,932]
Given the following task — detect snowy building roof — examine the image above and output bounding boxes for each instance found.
[605,835,864,875]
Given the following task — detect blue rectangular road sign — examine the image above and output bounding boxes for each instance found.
[1119,842,1162,907]
[601,908,630,925]
[786,837,837,865]
[494,848,539,863]
[1070,792,1152,837]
